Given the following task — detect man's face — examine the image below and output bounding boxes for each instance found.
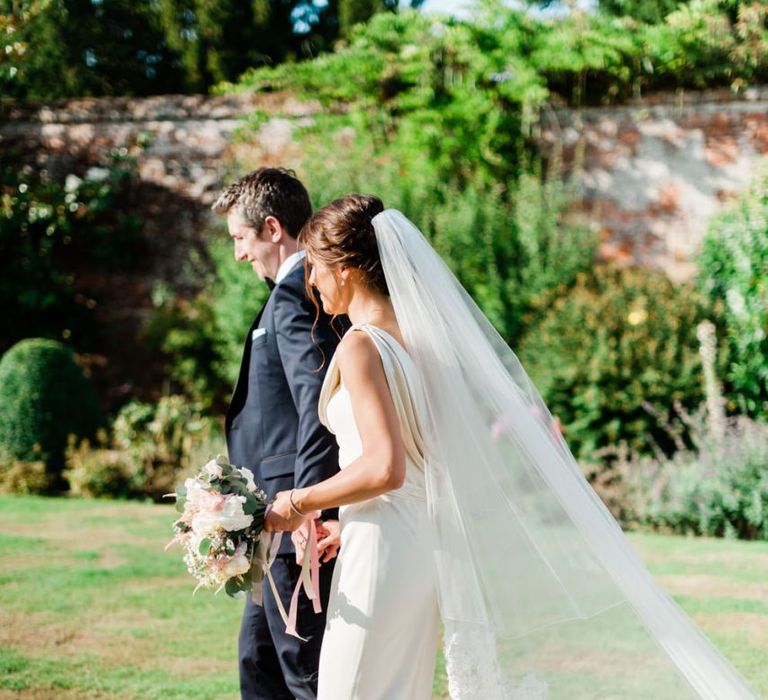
[227,210,276,281]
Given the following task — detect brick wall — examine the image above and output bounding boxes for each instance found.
[538,87,768,280]
[3,88,766,281]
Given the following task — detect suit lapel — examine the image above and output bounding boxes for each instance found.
[226,297,271,426]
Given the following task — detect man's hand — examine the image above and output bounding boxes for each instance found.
[264,490,319,532]
[316,519,341,563]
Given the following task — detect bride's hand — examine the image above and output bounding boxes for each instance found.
[264,490,318,532]
[316,519,341,563]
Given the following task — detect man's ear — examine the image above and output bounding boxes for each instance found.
[264,215,284,243]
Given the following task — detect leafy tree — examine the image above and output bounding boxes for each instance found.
[3,0,426,97]
[3,0,181,98]
[0,0,50,93]
[698,169,768,419]
[0,162,143,354]
[598,0,683,24]
[155,0,296,91]
[338,0,424,38]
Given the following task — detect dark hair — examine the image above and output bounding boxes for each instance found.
[211,167,312,238]
[298,194,388,296]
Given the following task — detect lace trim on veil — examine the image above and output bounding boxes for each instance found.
[443,621,549,700]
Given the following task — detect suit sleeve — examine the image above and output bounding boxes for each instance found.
[273,280,341,518]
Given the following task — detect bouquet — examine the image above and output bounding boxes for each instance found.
[166,454,323,639]
[166,455,272,598]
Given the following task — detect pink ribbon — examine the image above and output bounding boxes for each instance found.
[261,522,323,641]
[285,518,322,638]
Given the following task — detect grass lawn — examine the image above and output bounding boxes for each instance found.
[0,494,766,699]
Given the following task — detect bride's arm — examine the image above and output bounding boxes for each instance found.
[266,331,405,529]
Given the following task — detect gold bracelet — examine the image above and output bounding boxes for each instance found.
[288,489,306,518]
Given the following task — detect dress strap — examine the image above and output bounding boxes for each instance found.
[318,348,341,431]
[346,323,426,468]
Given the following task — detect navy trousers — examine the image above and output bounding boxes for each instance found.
[239,554,335,700]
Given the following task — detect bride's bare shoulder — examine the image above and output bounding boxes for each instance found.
[335,330,383,383]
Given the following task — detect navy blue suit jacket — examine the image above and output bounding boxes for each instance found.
[225,262,346,555]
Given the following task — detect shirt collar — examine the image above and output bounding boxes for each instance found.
[275,249,306,285]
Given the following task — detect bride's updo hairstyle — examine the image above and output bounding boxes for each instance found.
[298,194,388,297]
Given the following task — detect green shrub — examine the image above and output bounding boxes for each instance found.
[64,432,137,499]
[64,395,221,500]
[0,161,143,355]
[596,413,768,540]
[518,266,712,459]
[145,236,268,411]
[0,452,51,495]
[112,395,221,500]
[0,339,103,488]
[699,168,768,418]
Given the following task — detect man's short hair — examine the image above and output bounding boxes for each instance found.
[211,167,312,239]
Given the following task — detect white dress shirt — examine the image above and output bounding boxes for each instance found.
[275,249,307,285]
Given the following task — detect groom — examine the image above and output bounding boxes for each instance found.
[212,168,344,700]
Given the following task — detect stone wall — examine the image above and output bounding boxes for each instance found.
[3,88,766,403]
[538,87,768,280]
[4,88,766,281]
[0,92,316,205]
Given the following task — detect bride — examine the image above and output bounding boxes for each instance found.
[265,195,758,700]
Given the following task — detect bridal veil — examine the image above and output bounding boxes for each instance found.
[372,208,758,700]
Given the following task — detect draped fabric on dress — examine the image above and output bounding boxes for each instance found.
[316,324,439,700]
[369,209,758,700]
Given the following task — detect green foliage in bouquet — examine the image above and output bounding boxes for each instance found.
[168,454,270,598]
[145,236,269,412]
[0,339,103,489]
[518,266,714,460]
[699,169,768,419]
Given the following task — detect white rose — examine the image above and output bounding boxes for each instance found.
[223,553,251,577]
[185,477,205,502]
[240,467,257,493]
[203,459,223,479]
[191,495,253,537]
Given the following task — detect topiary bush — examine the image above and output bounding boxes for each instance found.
[518,265,714,460]
[698,169,768,419]
[0,338,103,489]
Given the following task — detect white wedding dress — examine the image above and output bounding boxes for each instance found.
[316,323,440,700]
[307,209,757,700]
